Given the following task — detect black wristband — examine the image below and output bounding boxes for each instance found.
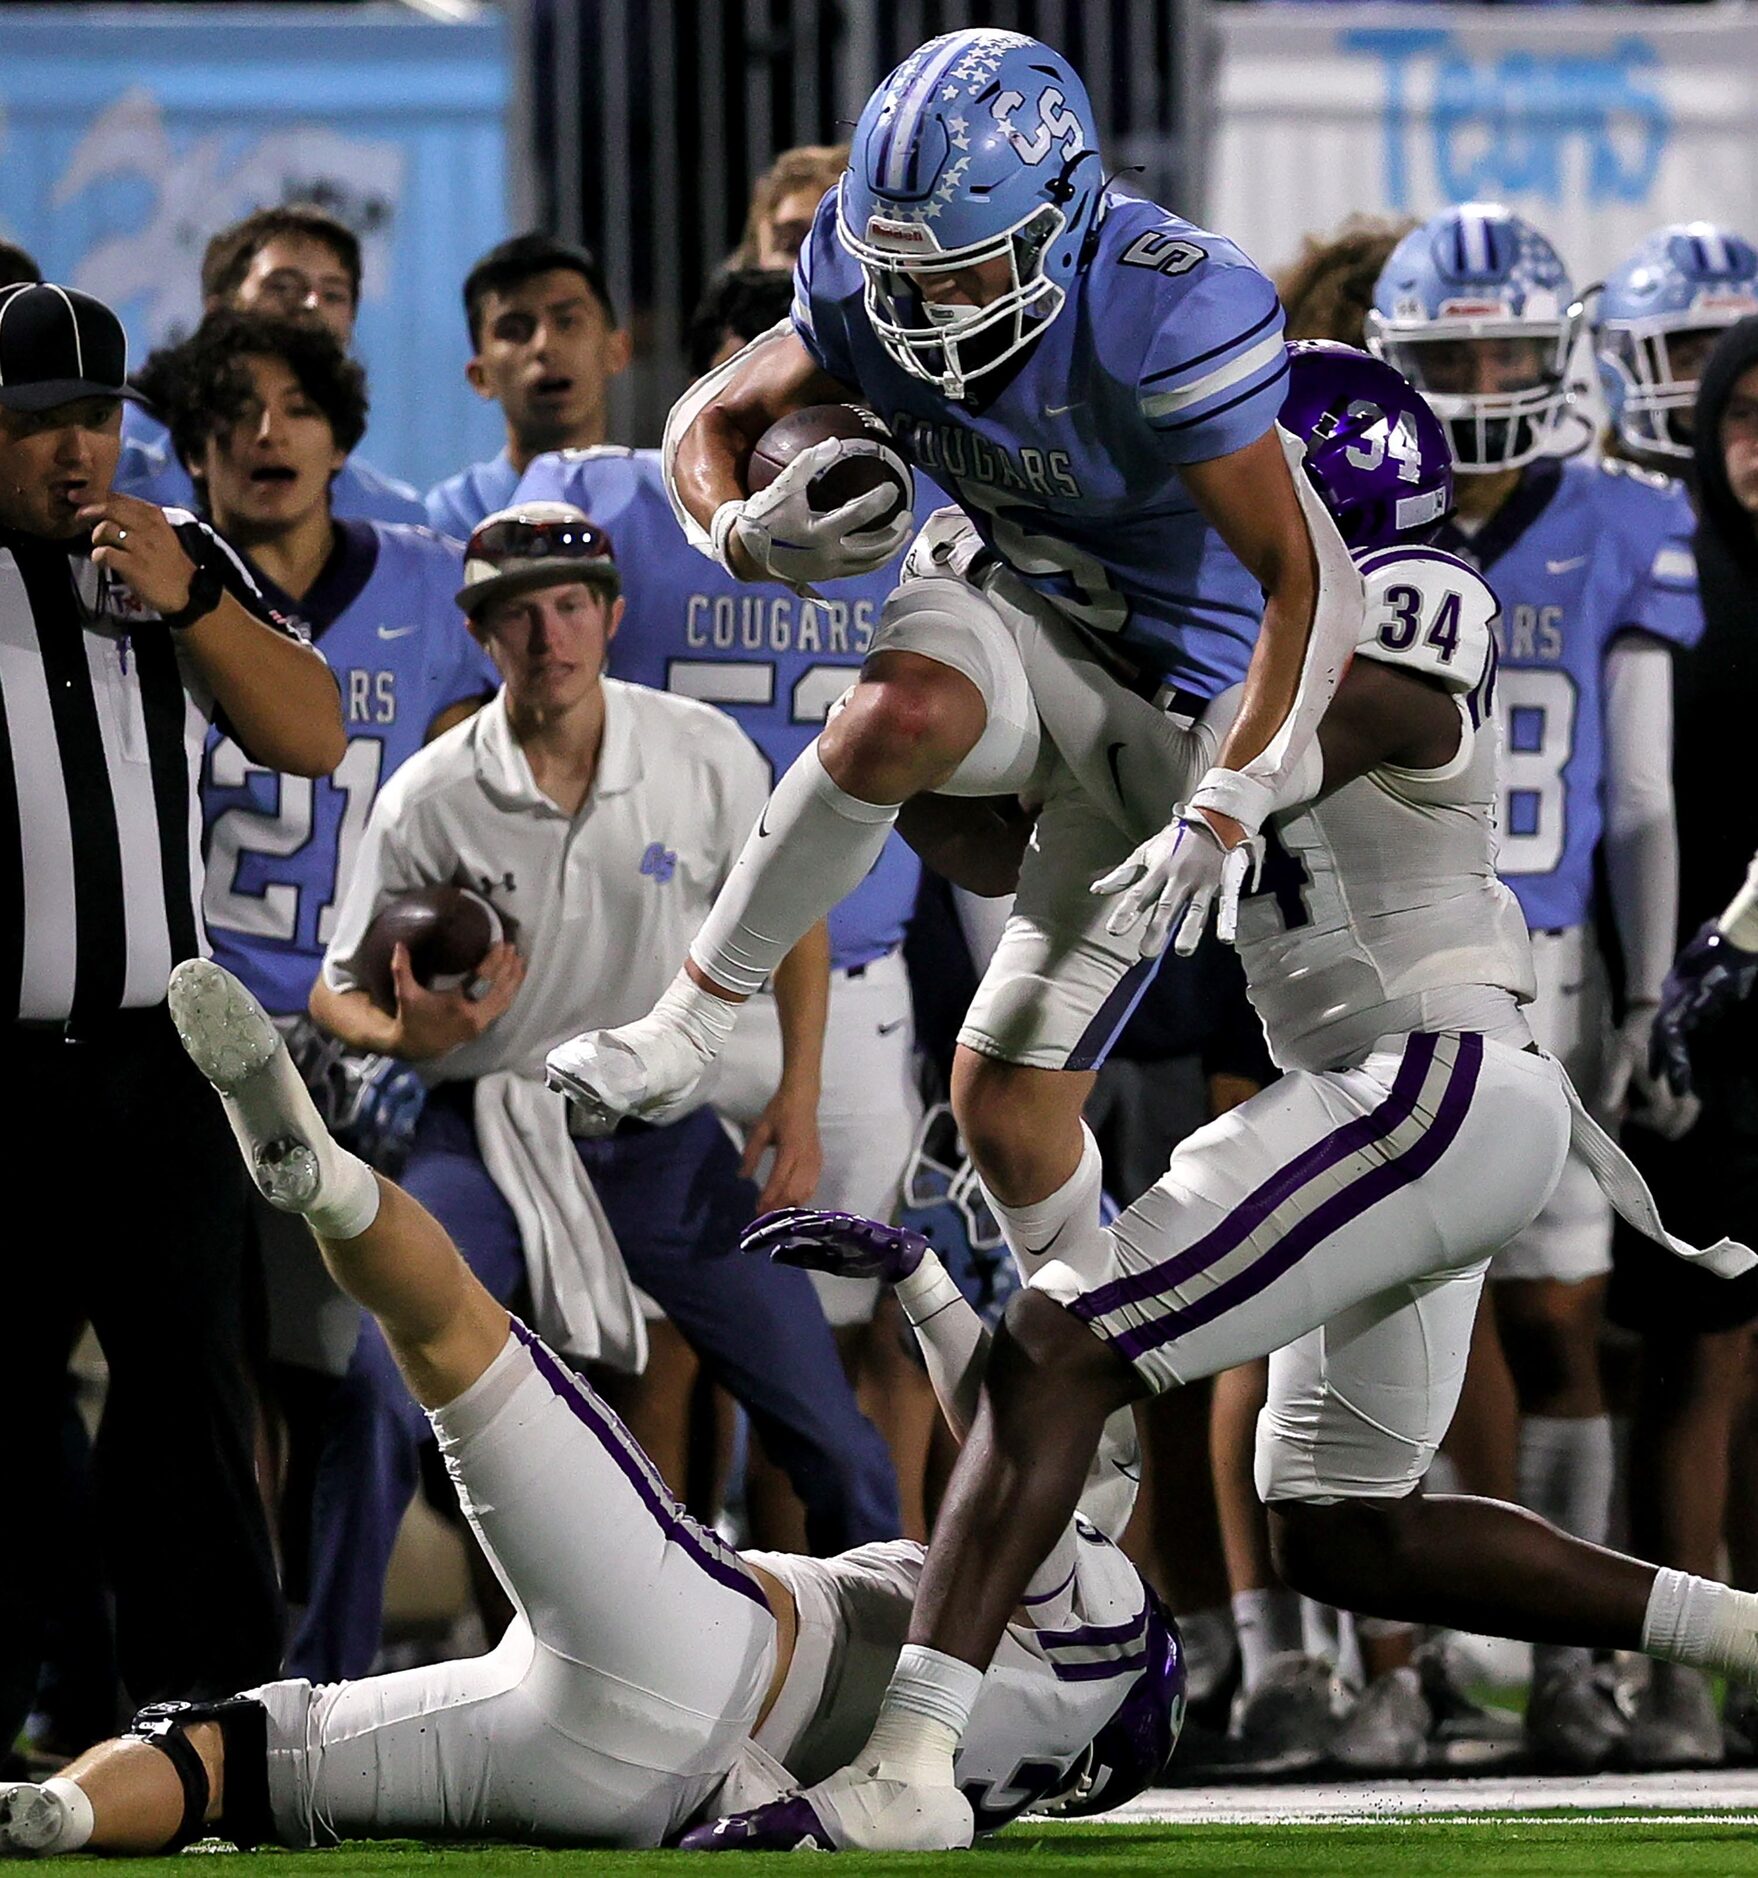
[158,558,225,632]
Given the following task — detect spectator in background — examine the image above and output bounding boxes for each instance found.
[424,235,631,539]
[117,204,426,525]
[0,238,41,288]
[299,504,897,1678]
[1610,314,1758,1765]
[1275,214,1414,349]
[0,280,342,1759]
[732,145,848,270]
[514,266,941,1535]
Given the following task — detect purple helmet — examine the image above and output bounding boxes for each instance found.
[1280,340,1454,550]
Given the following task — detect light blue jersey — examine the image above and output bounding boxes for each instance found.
[118,402,428,527]
[201,520,498,1012]
[1433,457,1702,931]
[793,187,1288,697]
[426,448,521,539]
[514,445,928,971]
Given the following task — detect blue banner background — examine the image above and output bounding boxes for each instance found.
[0,4,510,492]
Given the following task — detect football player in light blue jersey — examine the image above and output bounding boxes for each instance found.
[119,205,425,526]
[1597,223,1758,472]
[145,311,496,1018]
[425,234,633,539]
[546,29,1364,1309]
[1370,203,1704,1770]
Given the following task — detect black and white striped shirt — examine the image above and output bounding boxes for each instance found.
[0,510,301,1024]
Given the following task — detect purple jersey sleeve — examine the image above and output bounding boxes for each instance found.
[1136,263,1288,466]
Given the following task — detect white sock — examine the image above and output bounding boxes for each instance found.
[1641,1567,1758,1682]
[1521,1413,1614,1681]
[981,1124,1106,1281]
[1177,1604,1239,1706]
[1233,1586,1305,1694]
[691,742,899,997]
[862,1645,984,1786]
[40,1779,93,1854]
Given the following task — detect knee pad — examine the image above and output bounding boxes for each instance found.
[124,1696,271,1850]
[869,578,1041,796]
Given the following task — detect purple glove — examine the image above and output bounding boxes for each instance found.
[739,1206,928,1284]
[1650,920,1758,1099]
[674,1794,836,1852]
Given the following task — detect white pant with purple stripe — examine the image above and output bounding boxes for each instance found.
[1034,1032,1572,1502]
[249,1325,779,1848]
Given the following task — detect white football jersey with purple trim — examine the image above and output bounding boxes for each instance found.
[1234,547,1534,1072]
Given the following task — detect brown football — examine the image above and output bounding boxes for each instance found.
[748,403,912,527]
[356,885,512,1014]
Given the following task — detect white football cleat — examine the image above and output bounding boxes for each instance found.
[544,1015,712,1136]
[0,1781,70,1856]
[168,960,377,1240]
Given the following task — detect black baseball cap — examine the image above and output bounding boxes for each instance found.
[0,283,128,413]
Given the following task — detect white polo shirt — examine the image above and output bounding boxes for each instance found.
[322,677,769,1084]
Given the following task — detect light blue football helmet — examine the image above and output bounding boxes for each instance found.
[1366,202,1583,473]
[839,29,1104,400]
[1596,223,1758,461]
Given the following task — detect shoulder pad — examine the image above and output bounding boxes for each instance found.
[1598,456,1674,492]
[1354,547,1496,695]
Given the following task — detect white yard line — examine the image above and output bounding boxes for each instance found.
[1111,1771,1758,1824]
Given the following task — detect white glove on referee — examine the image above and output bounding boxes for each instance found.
[713,437,914,587]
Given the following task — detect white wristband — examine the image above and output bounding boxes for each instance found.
[896,1252,962,1325]
[1187,767,1275,837]
[709,500,746,569]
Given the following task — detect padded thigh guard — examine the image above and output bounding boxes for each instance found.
[1352,547,1498,696]
[125,1697,271,1850]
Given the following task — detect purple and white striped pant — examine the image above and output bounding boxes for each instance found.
[1038,1031,1572,1501]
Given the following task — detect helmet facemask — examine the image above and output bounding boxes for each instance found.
[1367,307,1583,473]
[1601,314,1742,460]
[838,195,1067,400]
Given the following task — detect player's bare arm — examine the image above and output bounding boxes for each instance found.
[1312,658,1461,785]
[673,327,856,571]
[1180,431,1326,846]
[309,940,524,1062]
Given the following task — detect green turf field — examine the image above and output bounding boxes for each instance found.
[22,1818,1758,1875]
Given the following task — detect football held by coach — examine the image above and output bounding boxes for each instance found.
[0,281,342,1750]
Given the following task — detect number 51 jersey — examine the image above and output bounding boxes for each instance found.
[1431,457,1702,933]
[1235,546,1534,1073]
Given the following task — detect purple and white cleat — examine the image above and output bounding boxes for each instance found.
[678,1768,974,1853]
[740,1207,929,1285]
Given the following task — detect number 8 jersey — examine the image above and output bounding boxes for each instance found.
[1234,545,1534,1073]
[1431,457,1702,932]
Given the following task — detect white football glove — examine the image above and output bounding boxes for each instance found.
[714,437,915,587]
[1093,809,1262,960]
[1600,1000,1701,1142]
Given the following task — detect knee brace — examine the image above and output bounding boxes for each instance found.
[124,1696,271,1850]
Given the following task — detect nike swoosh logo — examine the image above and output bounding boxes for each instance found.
[1546,556,1586,575]
[377,623,418,639]
[1022,1222,1067,1259]
[757,803,772,838]
[1105,740,1127,802]
[1044,402,1084,418]
[877,1017,907,1036]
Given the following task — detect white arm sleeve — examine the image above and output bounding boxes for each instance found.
[894,1249,988,1443]
[660,318,796,559]
[1720,852,1758,950]
[1603,636,1679,1007]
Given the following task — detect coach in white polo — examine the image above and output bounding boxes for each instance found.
[304,501,899,1678]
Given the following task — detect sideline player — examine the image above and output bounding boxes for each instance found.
[119,205,425,525]
[1368,205,1702,1766]
[0,959,1178,1858]
[547,28,1364,1298]
[140,309,496,1020]
[689,344,1758,1852]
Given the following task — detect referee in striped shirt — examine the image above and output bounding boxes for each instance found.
[0,283,344,1747]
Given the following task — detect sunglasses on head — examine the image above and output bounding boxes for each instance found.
[466,513,615,570]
